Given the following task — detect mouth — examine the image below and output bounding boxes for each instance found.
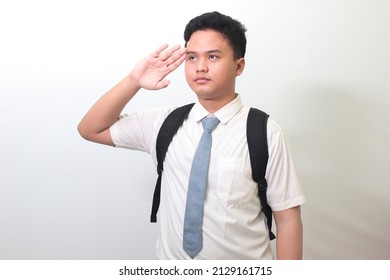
[194,76,210,84]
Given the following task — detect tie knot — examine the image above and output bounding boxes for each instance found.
[201,117,220,132]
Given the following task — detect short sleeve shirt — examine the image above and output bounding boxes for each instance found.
[110,95,306,259]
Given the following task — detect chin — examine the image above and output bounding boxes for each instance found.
[189,84,210,95]
[193,90,214,100]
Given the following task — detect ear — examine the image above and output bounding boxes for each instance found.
[235,58,245,76]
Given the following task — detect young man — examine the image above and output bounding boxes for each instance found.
[78,11,306,259]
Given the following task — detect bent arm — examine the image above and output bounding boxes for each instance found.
[273,205,303,260]
[77,75,140,146]
[77,44,187,146]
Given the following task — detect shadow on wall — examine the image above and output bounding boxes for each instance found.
[281,86,390,259]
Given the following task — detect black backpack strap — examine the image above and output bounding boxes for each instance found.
[150,103,195,222]
[247,108,276,240]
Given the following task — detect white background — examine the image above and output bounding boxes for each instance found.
[0,0,389,259]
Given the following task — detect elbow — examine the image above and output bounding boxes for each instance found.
[77,122,114,146]
[77,122,92,141]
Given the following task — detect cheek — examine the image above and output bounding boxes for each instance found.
[184,65,194,86]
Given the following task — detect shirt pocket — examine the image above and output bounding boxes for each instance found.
[216,158,259,209]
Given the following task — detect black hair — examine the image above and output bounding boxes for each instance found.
[184,11,247,59]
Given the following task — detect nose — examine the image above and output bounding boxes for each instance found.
[196,59,208,73]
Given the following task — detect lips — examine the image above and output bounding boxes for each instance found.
[194,76,210,84]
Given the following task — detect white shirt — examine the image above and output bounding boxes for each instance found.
[110,95,306,259]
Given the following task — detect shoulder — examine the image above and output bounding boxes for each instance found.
[244,106,284,140]
[266,117,289,148]
[126,105,179,119]
[267,118,284,136]
[116,105,179,128]
[244,107,286,150]
[109,105,180,150]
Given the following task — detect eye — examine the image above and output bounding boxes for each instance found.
[186,54,197,61]
[209,54,218,60]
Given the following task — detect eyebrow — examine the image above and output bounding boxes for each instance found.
[186,49,223,55]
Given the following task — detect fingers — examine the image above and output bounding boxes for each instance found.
[152,44,186,61]
[151,44,179,59]
[166,48,187,72]
[155,79,171,90]
[158,44,182,61]
[141,44,186,90]
[152,44,187,72]
[151,44,169,58]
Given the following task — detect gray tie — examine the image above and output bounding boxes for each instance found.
[183,117,220,258]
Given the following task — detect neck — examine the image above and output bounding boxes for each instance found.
[198,93,237,113]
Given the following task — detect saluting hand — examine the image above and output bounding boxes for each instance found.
[129,44,187,90]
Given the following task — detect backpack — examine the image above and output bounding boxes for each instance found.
[150,103,276,240]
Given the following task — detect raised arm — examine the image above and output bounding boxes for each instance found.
[77,44,187,145]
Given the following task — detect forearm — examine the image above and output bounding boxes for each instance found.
[78,44,186,145]
[77,74,140,143]
[274,206,303,260]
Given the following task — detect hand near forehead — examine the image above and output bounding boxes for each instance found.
[130,44,187,90]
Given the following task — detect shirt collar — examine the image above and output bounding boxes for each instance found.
[191,94,244,124]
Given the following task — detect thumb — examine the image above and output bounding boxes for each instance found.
[155,80,170,90]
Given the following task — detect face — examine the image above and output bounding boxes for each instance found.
[185,30,245,106]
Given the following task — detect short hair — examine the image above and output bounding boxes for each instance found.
[184,11,247,59]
